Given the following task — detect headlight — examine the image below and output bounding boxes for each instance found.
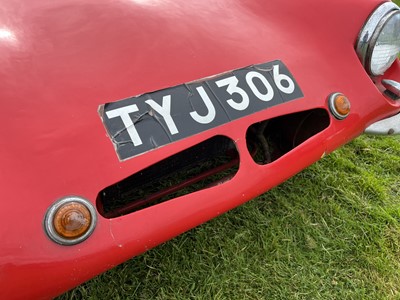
[356,2,400,76]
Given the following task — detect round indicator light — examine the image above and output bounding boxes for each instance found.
[328,93,351,120]
[44,196,97,245]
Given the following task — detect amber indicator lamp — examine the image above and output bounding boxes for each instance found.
[328,93,351,119]
[44,196,97,245]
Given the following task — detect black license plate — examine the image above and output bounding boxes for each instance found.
[100,60,303,161]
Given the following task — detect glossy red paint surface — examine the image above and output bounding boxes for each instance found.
[0,0,399,298]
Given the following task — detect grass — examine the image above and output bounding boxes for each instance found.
[58,134,400,299]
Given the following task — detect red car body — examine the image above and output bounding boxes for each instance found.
[1,0,399,298]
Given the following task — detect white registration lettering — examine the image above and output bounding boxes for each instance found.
[105,104,143,146]
[245,71,274,102]
[273,64,295,94]
[190,86,216,124]
[215,76,250,111]
[145,95,179,135]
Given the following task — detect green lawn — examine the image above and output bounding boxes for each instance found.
[59,2,400,299]
[59,135,400,299]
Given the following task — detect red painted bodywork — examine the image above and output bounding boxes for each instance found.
[0,0,399,298]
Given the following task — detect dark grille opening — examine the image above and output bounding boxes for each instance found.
[246,109,330,165]
[98,136,239,218]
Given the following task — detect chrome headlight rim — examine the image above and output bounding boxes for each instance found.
[356,2,400,76]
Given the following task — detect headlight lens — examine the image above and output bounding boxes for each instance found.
[357,3,400,76]
[370,11,400,75]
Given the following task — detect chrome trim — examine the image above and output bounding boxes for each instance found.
[356,2,400,75]
[44,196,97,246]
[382,79,400,98]
[365,112,400,135]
